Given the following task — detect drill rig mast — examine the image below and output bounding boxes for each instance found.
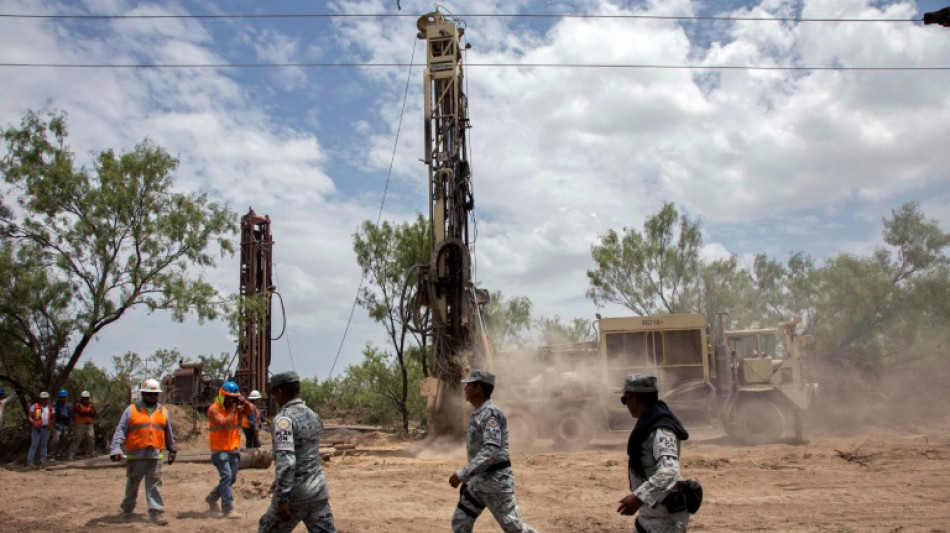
[406,10,492,438]
[234,208,274,399]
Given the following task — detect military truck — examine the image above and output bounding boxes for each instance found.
[495,313,817,448]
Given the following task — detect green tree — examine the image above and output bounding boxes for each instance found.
[352,215,429,434]
[699,256,760,328]
[535,315,595,345]
[0,110,237,399]
[198,352,233,380]
[797,202,949,372]
[481,290,533,350]
[586,202,703,315]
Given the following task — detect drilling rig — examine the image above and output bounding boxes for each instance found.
[234,208,274,401]
[402,10,493,439]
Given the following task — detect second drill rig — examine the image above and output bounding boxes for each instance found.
[234,208,274,401]
[403,10,494,438]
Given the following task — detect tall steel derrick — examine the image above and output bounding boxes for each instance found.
[234,208,274,399]
[408,11,490,436]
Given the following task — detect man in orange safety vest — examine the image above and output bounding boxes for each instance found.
[110,379,177,526]
[205,380,253,516]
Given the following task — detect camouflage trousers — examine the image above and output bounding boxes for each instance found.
[635,510,689,533]
[452,486,537,533]
[257,497,336,533]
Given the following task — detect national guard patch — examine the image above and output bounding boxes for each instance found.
[654,428,679,460]
[273,416,294,452]
[484,416,502,446]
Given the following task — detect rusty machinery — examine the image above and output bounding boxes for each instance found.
[401,9,494,438]
[234,208,274,400]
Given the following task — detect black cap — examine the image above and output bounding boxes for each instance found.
[270,371,300,389]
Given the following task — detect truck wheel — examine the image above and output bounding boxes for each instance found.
[735,399,784,445]
[506,410,536,449]
[552,407,592,450]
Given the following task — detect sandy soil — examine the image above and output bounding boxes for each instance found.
[1,422,949,533]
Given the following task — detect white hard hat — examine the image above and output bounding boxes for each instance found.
[80,391,91,398]
[39,391,50,399]
[140,379,162,393]
[248,390,262,400]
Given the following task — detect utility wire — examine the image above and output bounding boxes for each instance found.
[0,62,946,71]
[326,39,418,379]
[0,13,926,22]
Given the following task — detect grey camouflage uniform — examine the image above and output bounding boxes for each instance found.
[629,427,689,533]
[257,398,336,533]
[452,400,538,533]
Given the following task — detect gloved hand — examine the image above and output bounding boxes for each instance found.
[167,450,177,465]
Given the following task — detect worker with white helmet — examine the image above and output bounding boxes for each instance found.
[110,379,177,526]
[241,390,263,449]
[26,391,54,469]
[67,390,98,460]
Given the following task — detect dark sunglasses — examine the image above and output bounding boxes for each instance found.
[142,392,159,397]
[620,396,628,405]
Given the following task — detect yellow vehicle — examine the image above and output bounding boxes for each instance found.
[497,313,817,448]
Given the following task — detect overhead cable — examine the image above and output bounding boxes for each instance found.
[0,62,946,71]
[326,39,418,380]
[0,12,924,22]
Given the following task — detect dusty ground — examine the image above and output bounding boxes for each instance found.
[1,422,949,533]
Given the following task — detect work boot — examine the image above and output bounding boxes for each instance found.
[121,512,132,522]
[205,493,220,512]
[150,512,168,526]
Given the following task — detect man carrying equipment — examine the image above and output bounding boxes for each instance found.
[257,371,337,533]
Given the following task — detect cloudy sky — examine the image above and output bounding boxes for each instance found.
[1,0,948,381]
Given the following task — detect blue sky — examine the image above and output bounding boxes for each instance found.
[1,0,948,381]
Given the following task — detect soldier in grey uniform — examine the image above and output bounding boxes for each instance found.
[449,369,538,533]
[257,371,337,533]
[617,373,690,533]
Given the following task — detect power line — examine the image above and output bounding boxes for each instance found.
[0,62,946,71]
[0,12,924,22]
[326,39,418,380]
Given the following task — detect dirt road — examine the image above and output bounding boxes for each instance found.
[1,426,948,532]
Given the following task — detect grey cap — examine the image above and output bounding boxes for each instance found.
[270,371,300,389]
[39,391,50,399]
[623,373,658,393]
[461,369,495,386]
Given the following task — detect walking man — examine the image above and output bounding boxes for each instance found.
[449,369,537,533]
[242,390,263,448]
[617,374,690,533]
[67,390,98,460]
[258,371,337,533]
[205,381,253,516]
[0,387,17,438]
[49,389,71,459]
[27,391,53,469]
[110,379,177,526]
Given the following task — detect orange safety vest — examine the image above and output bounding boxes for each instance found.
[31,403,53,427]
[208,402,243,452]
[125,404,167,451]
[74,402,95,424]
[241,404,260,429]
